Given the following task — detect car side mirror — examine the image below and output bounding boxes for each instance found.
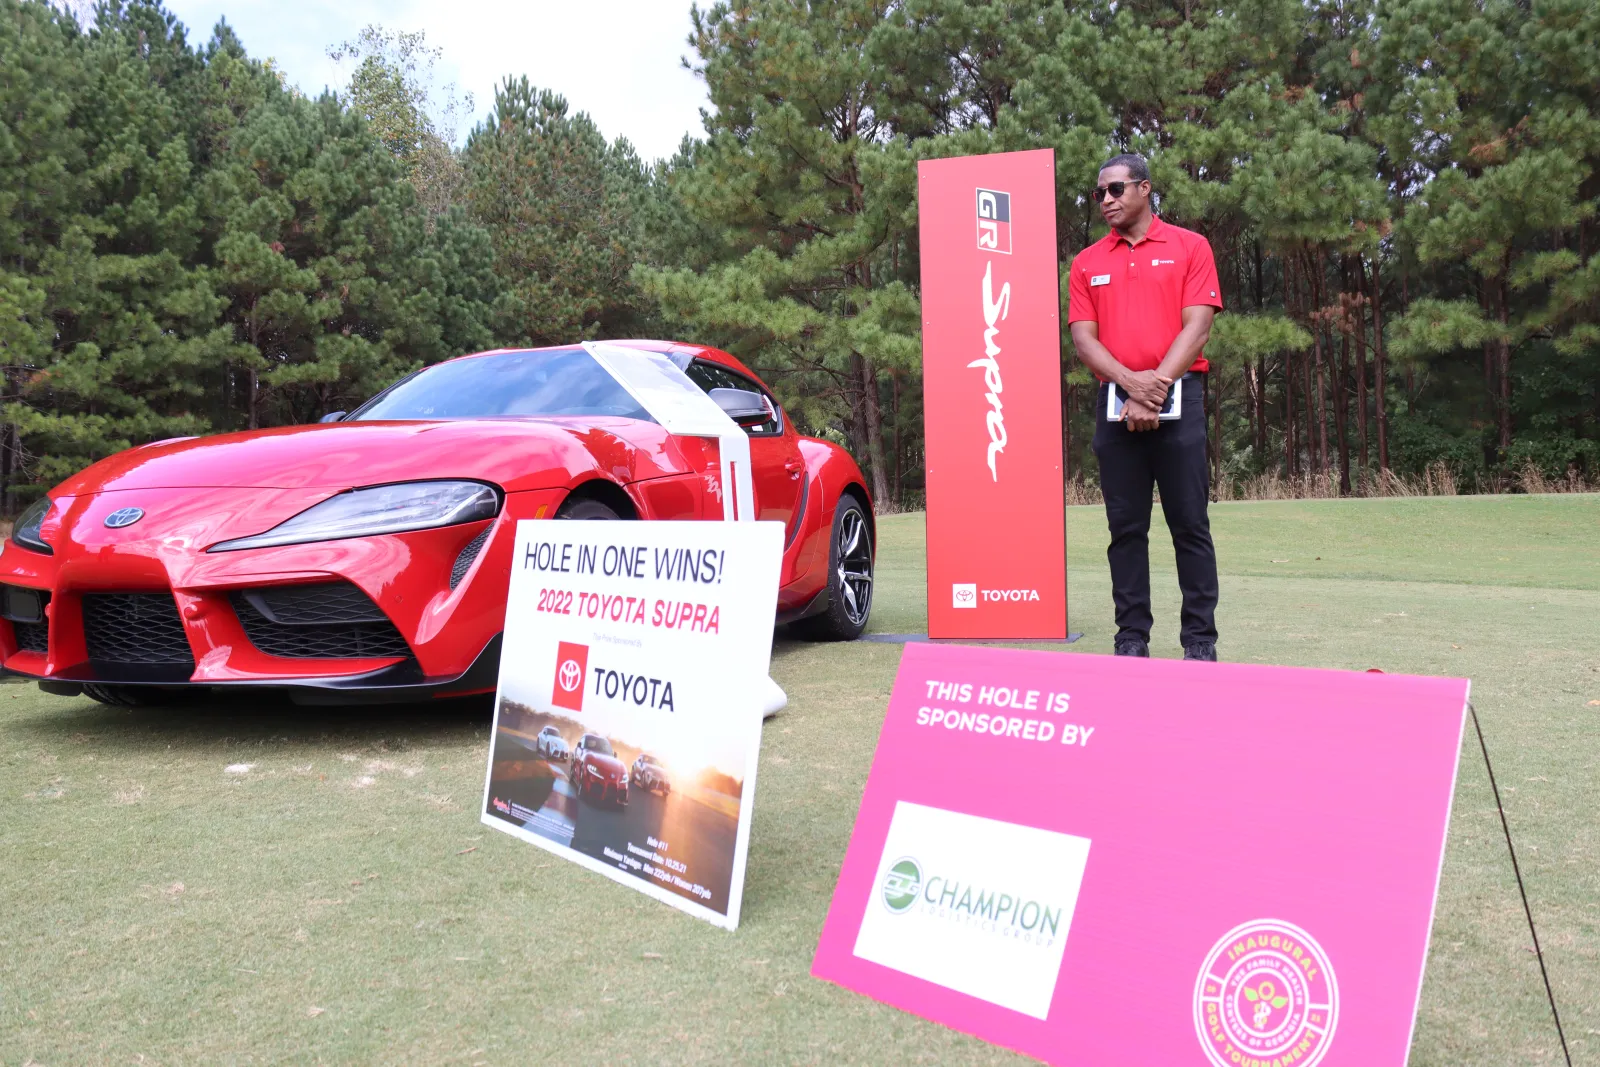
[319,411,347,423]
[709,388,771,429]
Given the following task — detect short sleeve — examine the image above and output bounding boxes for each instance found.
[1067,260,1096,324]
[1183,237,1223,311]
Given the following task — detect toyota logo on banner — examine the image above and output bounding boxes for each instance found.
[551,641,589,711]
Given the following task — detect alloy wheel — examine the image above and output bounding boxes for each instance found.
[836,506,873,627]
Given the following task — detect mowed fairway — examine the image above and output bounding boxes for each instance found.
[2,495,1596,1065]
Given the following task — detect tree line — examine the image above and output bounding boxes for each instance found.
[2,0,1595,511]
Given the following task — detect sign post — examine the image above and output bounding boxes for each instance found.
[919,149,1067,639]
[813,644,1469,1064]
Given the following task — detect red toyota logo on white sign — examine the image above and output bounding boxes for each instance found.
[551,641,588,711]
[558,658,582,692]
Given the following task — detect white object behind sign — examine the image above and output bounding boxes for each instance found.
[584,341,755,521]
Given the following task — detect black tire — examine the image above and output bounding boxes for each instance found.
[793,494,874,641]
[81,683,161,706]
[556,496,622,520]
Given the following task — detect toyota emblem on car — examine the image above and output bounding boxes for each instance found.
[103,507,145,529]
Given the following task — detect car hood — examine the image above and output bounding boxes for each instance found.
[54,418,686,495]
[583,753,625,776]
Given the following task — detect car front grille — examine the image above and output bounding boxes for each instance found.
[230,582,411,660]
[2,585,51,654]
[450,527,491,590]
[14,620,48,653]
[82,593,195,668]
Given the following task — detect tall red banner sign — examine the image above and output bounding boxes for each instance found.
[920,150,1066,639]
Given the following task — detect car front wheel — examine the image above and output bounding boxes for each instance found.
[557,496,622,521]
[793,494,873,641]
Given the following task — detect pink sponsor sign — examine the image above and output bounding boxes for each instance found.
[812,644,1469,1066]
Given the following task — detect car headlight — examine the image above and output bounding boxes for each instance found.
[11,497,53,555]
[209,481,499,552]
[620,774,628,786]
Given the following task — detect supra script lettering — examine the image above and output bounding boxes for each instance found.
[968,262,1011,481]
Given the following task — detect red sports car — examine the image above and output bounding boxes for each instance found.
[0,341,875,706]
[570,733,629,807]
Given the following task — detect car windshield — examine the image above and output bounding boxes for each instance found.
[349,348,652,422]
[585,736,615,756]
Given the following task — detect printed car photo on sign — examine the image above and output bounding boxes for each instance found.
[486,656,742,914]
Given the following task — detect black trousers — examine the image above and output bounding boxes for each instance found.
[1091,375,1219,647]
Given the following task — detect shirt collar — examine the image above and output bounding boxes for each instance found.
[1102,213,1169,250]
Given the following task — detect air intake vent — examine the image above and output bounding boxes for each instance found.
[82,593,195,673]
[230,582,411,660]
[450,528,491,589]
[2,585,50,654]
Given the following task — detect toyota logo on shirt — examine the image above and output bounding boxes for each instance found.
[551,641,589,711]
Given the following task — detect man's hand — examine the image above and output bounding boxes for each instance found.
[1120,369,1171,410]
[1122,398,1161,432]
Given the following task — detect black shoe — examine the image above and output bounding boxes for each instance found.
[1183,641,1218,662]
[1114,636,1149,657]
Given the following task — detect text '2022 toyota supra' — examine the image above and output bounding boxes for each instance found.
[1,341,874,705]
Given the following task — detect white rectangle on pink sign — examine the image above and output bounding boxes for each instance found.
[853,801,1091,1019]
[812,643,1469,1066]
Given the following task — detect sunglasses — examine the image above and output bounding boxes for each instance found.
[1091,180,1146,203]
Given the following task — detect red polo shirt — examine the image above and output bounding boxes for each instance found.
[1067,215,1223,376]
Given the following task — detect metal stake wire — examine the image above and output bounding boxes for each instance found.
[1468,702,1571,1066]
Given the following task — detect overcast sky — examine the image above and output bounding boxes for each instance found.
[158,0,710,161]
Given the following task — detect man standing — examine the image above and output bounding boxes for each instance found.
[1067,153,1223,660]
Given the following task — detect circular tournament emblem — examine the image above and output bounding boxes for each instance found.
[557,658,583,693]
[880,857,923,914]
[104,507,145,529]
[1194,919,1339,1067]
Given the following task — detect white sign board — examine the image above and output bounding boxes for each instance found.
[481,519,783,928]
[583,341,755,520]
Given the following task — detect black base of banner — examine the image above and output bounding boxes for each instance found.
[859,633,1084,644]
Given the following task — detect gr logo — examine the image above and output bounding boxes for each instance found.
[952,583,978,609]
[882,857,923,914]
[976,188,1012,254]
[551,641,589,712]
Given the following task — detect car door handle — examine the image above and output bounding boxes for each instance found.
[784,458,805,477]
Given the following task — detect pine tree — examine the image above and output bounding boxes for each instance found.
[462,78,653,346]
[0,0,501,490]
[636,0,924,504]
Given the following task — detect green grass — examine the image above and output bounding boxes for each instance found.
[3,495,1597,1065]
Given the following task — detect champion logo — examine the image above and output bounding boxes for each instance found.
[551,641,589,711]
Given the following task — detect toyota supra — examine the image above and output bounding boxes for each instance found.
[0,341,875,705]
